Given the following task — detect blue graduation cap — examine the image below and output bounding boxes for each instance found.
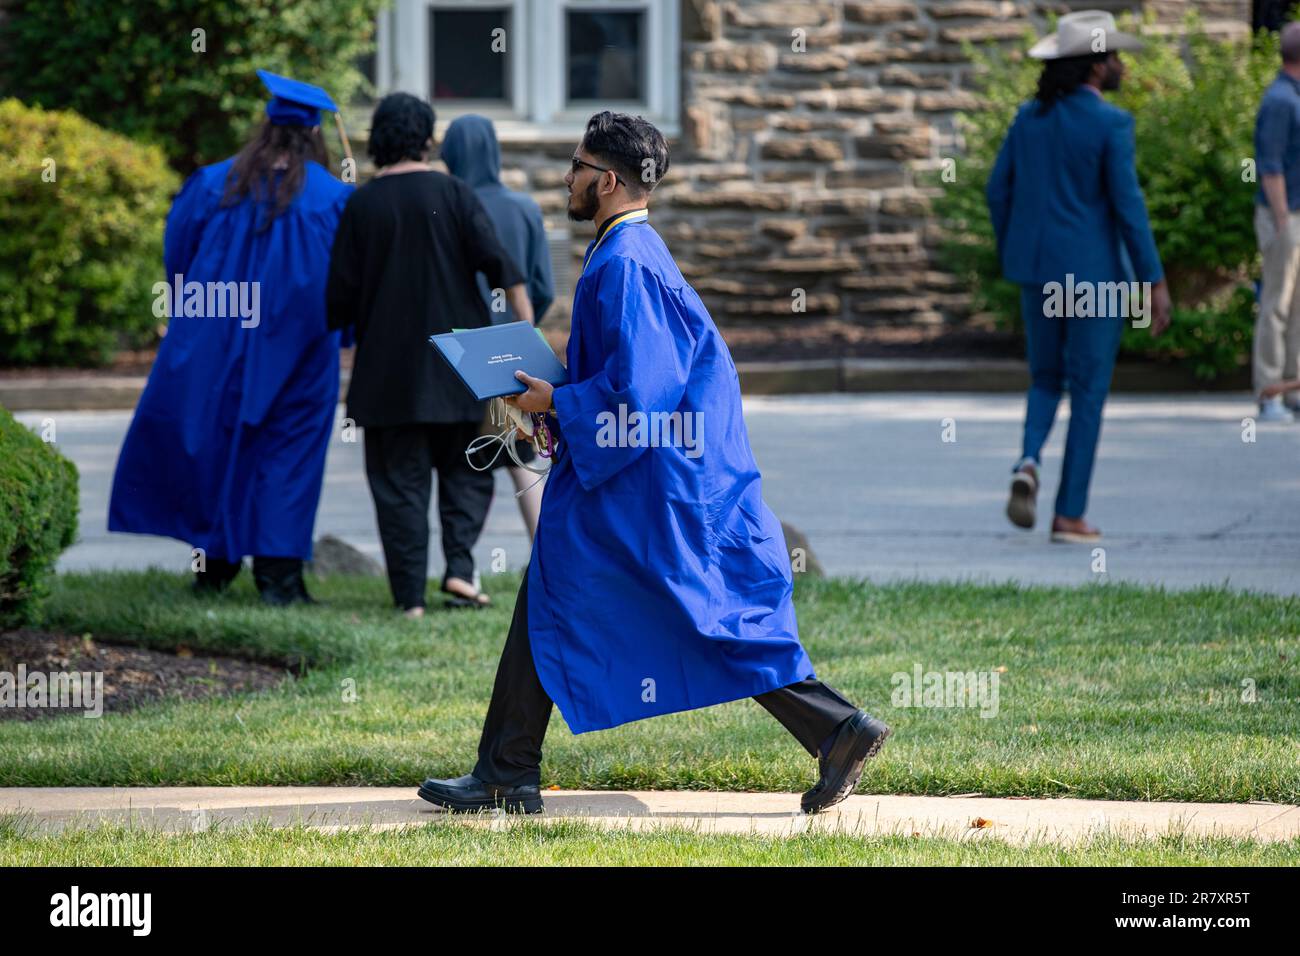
[257,69,339,127]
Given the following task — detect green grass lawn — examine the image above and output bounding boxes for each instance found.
[2,570,1297,803]
[3,815,1298,866]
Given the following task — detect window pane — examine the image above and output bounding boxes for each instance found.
[430,8,511,101]
[356,51,376,87]
[567,10,644,103]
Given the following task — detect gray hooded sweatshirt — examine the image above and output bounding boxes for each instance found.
[441,114,555,324]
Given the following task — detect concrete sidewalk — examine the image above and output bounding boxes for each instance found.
[3,788,1297,845]
[19,394,1300,595]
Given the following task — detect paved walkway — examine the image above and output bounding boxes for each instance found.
[3,787,1296,844]
[16,393,1300,594]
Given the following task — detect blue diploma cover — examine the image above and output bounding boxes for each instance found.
[429,322,568,400]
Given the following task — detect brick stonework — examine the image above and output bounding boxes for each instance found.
[455,0,1250,333]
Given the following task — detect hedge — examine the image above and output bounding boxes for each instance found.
[0,99,178,367]
[0,407,79,629]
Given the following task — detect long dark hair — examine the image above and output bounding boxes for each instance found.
[1035,52,1108,113]
[221,120,331,230]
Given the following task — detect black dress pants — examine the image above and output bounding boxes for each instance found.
[472,570,862,787]
[364,421,495,610]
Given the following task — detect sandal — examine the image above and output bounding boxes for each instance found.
[441,577,491,610]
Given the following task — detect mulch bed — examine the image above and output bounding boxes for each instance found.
[0,630,288,720]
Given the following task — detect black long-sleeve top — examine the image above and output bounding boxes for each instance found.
[326,170,525,426]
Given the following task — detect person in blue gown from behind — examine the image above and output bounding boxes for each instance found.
[108,71,353,604]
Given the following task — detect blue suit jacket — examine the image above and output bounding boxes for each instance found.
[986,88,1163,286]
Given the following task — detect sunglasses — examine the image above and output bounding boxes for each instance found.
[571,155,626,186]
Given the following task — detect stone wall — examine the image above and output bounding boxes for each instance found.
[492,0,1250,339]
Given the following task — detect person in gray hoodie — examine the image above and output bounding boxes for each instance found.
[441,114,555,539]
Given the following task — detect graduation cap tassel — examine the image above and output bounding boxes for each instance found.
[256,69,352,174]
[333,111,354,168]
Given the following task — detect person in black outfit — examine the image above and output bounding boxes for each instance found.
[326,93,533,615]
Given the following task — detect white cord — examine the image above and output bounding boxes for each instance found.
[466,398,551,497]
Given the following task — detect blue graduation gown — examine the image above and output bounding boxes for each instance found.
[108,159,352,561]
[529,215,815,734]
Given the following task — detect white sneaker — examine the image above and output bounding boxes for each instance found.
[1257,397,1295,423]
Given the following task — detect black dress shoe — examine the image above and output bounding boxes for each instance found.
[417,773,543,814]
[253,557,318,607]
[193,557,243,595]
[801,711,891,814]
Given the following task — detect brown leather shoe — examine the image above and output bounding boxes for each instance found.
[1006,464,1038,529]
[1050,515,1101,544]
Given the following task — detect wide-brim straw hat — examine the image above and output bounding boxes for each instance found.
[1028,10,1144,60]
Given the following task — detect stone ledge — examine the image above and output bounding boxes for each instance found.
[0,360,1250,412]
[738,358,1249,394]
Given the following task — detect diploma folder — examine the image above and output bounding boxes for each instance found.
[429,323,568,400]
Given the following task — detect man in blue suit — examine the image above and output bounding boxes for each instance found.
[987,10,1171,543]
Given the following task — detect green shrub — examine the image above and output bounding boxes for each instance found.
[0,0,385,174]
[936,12,1276,380]
[0,407,78,629]
[0,99,179,367]
[1119,286,1257,382]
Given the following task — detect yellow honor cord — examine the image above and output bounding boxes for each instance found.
[581,209,648,276]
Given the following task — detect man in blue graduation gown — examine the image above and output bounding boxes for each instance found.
[108,71,353,604]
[419,112,891,815]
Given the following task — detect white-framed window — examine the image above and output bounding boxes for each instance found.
[375,0,680,141]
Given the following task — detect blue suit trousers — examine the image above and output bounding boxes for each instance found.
[1018,284,1125,520]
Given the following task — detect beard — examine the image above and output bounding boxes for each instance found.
[566,178,600,222]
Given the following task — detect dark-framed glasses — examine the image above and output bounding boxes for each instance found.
[571,155,626,186]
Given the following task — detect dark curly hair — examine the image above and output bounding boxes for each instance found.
[581,111,670,198]
[1035,52,1109,113]
[368,93,436,167]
